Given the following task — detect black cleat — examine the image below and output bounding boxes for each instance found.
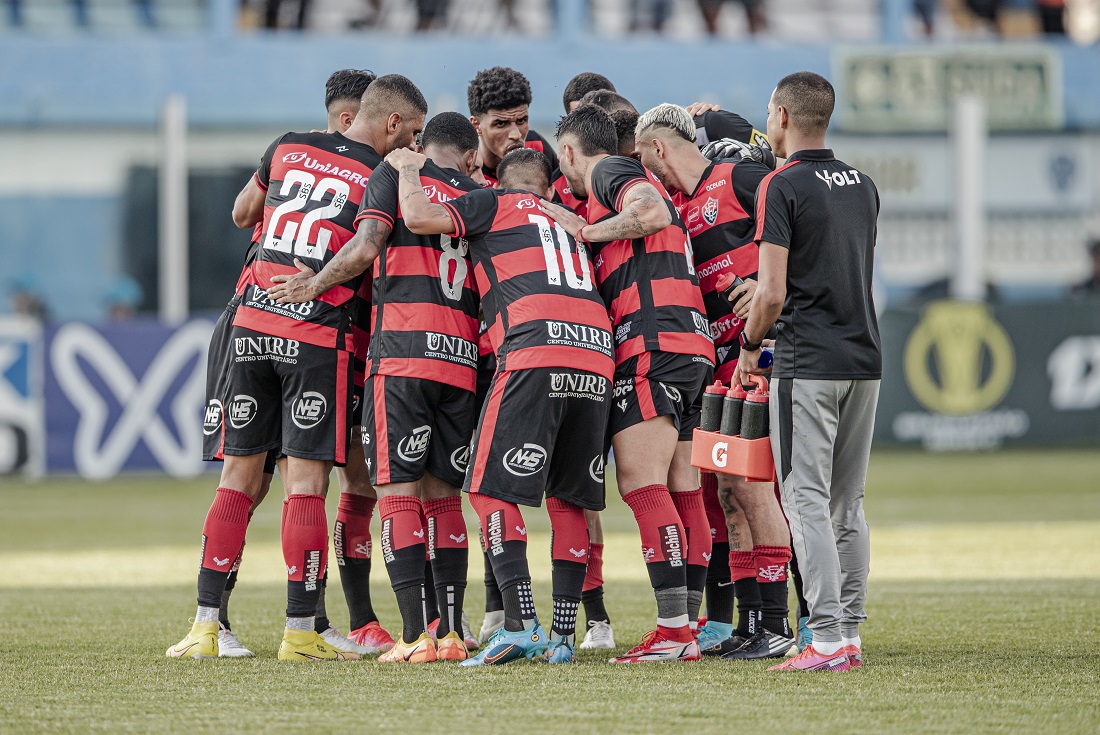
[720,630,797,660]
[702,633,748,657]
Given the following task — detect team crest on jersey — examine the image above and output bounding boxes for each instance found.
[282,151,308,164]
[515,198,538,210]
[702,197,719,226]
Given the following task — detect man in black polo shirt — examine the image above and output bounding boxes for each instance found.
[736,72,881,673]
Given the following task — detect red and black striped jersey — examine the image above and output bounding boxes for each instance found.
[585,156,715,367]
[355,160,482,392]
[551,169,586,219]
[234,131,381,352]
[675,159,769,382]
[440,188,615,380]
[480,130,559,187]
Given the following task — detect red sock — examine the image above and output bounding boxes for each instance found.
[228,509,255,574]
[283,494,328,583]
[468,492,529,590]
[201,488,253,574]
[547,497,589,565]
[701,473,725,546]
[670,488,713,568]
[622,485,689,635]
[377,495,426,561]
[424,496,468,554]
[335,493,375,564]
[729,550,756,582]
[583,543,604,592]
[754,545,792,583]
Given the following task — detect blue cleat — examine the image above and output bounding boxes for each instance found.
[544,639,577,664]
[459,622,548,667]
[696,621,735,654]
[797,616,811,653]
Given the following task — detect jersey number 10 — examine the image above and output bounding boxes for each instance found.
[529,214,593,291]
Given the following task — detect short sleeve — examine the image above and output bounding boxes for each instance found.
[754,174,796,250]
[355,162,399,228]
[440,188,499,239]
[253,134,286,192]
[728,160,770,215]
[590,156,648,215]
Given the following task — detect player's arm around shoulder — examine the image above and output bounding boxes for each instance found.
[387,149,457,236]
[580,180,672,244]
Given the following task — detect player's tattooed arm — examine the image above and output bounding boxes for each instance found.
[585,183,672,242]
[268,220,391,304]
[386,149,458,236]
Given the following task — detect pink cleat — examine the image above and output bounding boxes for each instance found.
[768,644,851,672]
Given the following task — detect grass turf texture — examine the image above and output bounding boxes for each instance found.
[1,449,1098,734]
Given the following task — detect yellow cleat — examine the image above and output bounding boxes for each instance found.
[377,632,437,663]
[278,628,360,661]
[166,620,219,660]
[436,631,470,661]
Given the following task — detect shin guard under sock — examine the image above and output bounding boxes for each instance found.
[197,488,253,609]
[470,493,531,632]
[547,497,587,641]
[730,550,761,636]
[378,495,427,643]
[334,492,378,630]
[623,485,688,630]
[283,494,328,618]
[670,488,711,625]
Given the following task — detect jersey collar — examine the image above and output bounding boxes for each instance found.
[787,149,834,162]
[689,161,717,199]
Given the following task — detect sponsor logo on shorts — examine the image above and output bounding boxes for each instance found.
[702,196,719,226]
[486,510,504,556]
[613,379,634,397]
[203,399,223,436]
[303,550,322,591]
[450,444,470,473]
[549,372,608,400]
[617,398,629,413]
[425,332,478,368]
[662,383,682,404]
[233,336,300,364]
[589,454,605,483]
[291,391,327,430]
[692,311,713,339]
[228,394,258,429]
[547,321,613,357]
[502,443,547,477]
[397,425,431,462]
[661,524,684,567]
[380,518,395,563]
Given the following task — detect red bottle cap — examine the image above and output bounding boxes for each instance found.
[726,383,747,399]
[705,380,727,395]
[744,375,769,402]
[716,273,736,292]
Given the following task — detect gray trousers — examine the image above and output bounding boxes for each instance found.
[769,378,880,642]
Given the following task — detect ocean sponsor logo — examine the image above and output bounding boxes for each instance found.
[705,179,727,192]
[291,391,327,430]
[202,399,222,436]
[660,524,684,567]
[233,336,300,364]
[547,321,613,356]
[303,549,322,591]
[425,332,478,367]
[397,425,432,462]
[549,372,608,400]
[503,443,547,477]
[229,394,258,429]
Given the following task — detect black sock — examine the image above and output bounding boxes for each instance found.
[313,573,330,633]
[395,585,425,643]
[581,586,610,626]
[198,568,231,611]
[501,580,536,632]
[704,541,734,624]
[219,569,238,629]
[734,577,763,637]
[789,546,809,620]
[483,547,504,613]
[431,547,468,638]
[422,558,440,625]
[686,564,708,624]
[339,557,378,631]
[760,580,791,637]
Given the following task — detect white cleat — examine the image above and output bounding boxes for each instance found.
[579,620,616,650]
[319,627,373,656]
[217,626,255,658]
[478,610,505,644]
[461,612,478,650]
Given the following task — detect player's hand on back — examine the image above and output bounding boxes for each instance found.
[385,148,427,170]
[684,101,721,117]
[539,200,588,239]
[268,258,321,304]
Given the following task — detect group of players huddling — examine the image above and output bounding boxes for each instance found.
[167,66,808,666]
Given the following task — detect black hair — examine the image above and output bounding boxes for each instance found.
[579,89,636,115]
[609,109,640,155]
[325,69,377,111]
[556,104,618,157]
[362,74,428,119]
[497,148,551,190]
[563,72,616,112]
[467,67,532,118]
[774,72,835,134]
[421,111,479,153]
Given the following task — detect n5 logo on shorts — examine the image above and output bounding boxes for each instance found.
[398,425,432,462]
[450,444,470,473]
[660,524,684,567]
[292,391,327,429]
[503,443,547,476]
[229,395,258,429]
[203,399,223,436]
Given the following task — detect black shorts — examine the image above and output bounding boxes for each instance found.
[609,352,713,441]
[362,375,477,488]
[464,368,610,511]
[473,351,497,419]
[221,326,353,464]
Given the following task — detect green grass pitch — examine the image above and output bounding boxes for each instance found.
[2,449,1098,734]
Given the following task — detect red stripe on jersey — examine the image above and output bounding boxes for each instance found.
[505,293,612,332]
[696,243,760,295]
[469,372,510,492]
[635,352,657,420]
[377,244,475,287]
[614,178,648,212]
[232,306,343,349]
[486,246,555,283]
[659,332,714,358]
[609,278,707,323]
[379,301,479,337]
[374,357,477,392]
[372,376,391,484]
[715,357,737,384]
[251,260,354,306]
[503,345,615,378]
[754,160,800,243]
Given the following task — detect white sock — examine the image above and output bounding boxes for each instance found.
[811,638,844,656]
[195,606,219,623]
[657,614,689,629]
[842,635,861,649]
[286,616,314,632]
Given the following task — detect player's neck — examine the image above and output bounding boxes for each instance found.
[582,153,609,198]
[342,119,384,152]
[781,131,827,159]
[480,143,504,173]
[426,148,464,174]
[673,153,711,197]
